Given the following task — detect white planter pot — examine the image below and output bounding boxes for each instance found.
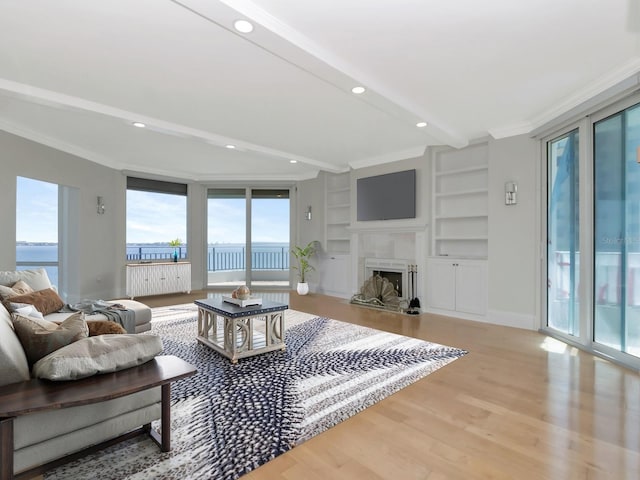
[296,282,309,295]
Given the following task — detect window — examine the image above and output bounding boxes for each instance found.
[16,176,59,286]
[126,177,187,261]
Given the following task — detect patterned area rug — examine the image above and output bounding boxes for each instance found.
[45,304,467,480]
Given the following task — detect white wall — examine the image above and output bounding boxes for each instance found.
[295,138,540,330]
[293,174,326,285]
[1,129,541,328]
[487,134,539,329]
[0,131,206,301]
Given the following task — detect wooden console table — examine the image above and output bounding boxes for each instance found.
[0,355,196,480]
[195,298,288,363]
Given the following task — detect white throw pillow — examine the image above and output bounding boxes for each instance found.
[0,268,53,292]
[33,334,163,381]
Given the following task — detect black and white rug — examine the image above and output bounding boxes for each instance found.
[45,304,467,480]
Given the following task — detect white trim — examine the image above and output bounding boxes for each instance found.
[348,146,427,170]
[486,309,538,330]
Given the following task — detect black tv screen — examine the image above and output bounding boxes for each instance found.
[357,169,416,221]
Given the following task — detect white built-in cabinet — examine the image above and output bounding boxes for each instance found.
[126,262,192,299]
[426,258,487,317]
[315,253,352,299]
[428,142,489,320]
[325,172,351,254]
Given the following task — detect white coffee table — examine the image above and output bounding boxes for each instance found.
[195,298,287,363]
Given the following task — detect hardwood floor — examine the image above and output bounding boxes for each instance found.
[140,290,640,480]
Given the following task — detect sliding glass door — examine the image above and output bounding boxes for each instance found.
[547,130,580,336]
[594,105,640,357]
[250,189,290,287]
[544,98,640,367]
[207,188,290,288]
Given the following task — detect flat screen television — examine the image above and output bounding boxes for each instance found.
[357,169,416,221]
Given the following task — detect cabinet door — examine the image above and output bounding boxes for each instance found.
[318,254,351,298]
[455,261,487,315]
[426,260,456,311]
[175,263,191,293]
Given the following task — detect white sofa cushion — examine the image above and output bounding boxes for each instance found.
[0,303,30,386]
[33,334,163,381]
[0,268,53,291]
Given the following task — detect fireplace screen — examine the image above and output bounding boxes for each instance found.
[350,274,404,311]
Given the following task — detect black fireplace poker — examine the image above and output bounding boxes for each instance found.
[406,264,421,315]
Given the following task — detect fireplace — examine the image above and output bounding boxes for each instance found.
[364,258,410,300]
[350,258,412,311]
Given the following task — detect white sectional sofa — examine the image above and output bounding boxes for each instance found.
[0,268,152,333]
[0,269,163,477]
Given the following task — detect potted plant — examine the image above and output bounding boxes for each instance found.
[169,238,182,262]
[291,241,316,295]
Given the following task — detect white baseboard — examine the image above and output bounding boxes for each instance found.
[425,307,538,331]
[486,309,538,330]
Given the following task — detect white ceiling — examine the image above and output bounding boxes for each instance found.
[1,0,639,181]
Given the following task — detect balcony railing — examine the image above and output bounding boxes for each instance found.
[126,244,289,271]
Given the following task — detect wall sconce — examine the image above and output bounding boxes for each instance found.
[505,182,517,206]
[305,206,312,221]
[97,196,105,215]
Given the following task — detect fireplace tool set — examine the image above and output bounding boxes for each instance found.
[406,264,421,315]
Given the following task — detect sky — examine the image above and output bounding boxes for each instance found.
[16,177,290,245]
[16,176,58,243]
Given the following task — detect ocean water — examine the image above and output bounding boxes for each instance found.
[15,243,290,288]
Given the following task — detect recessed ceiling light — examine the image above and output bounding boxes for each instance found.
[234,20,254,33]
[132,122,146,128]
[351,86,366,94]
[416,122,427,128]
[225,144,236,149]
[289,160,298,164]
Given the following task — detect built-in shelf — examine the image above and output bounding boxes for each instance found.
[434,165,488,177]
[434,214,487,220]
[435,236,489,241]
[431,143,489,258]
[325,172,351,254]
[435,188,488,198]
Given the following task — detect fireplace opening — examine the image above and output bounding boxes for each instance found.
[373,270,402,297]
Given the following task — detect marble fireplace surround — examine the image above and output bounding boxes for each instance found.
[348,224,427,302]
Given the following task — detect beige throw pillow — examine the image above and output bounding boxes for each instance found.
[33,334,164,381]
[6,288,65,316]
[0,280,35,300]
[12,312,89,365]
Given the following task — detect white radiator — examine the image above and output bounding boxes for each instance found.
[126,262,191,299]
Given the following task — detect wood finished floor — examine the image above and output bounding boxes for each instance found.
[139,290,640,480]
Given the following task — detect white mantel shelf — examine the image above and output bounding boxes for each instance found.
[347,223,428,233]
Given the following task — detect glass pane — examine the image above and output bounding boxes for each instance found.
[126,190,187,261]
[547,130,579,335]
[251,189,290,287]
[16,177,59,286]
[594,105,640,357]
[207,189,247,287]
